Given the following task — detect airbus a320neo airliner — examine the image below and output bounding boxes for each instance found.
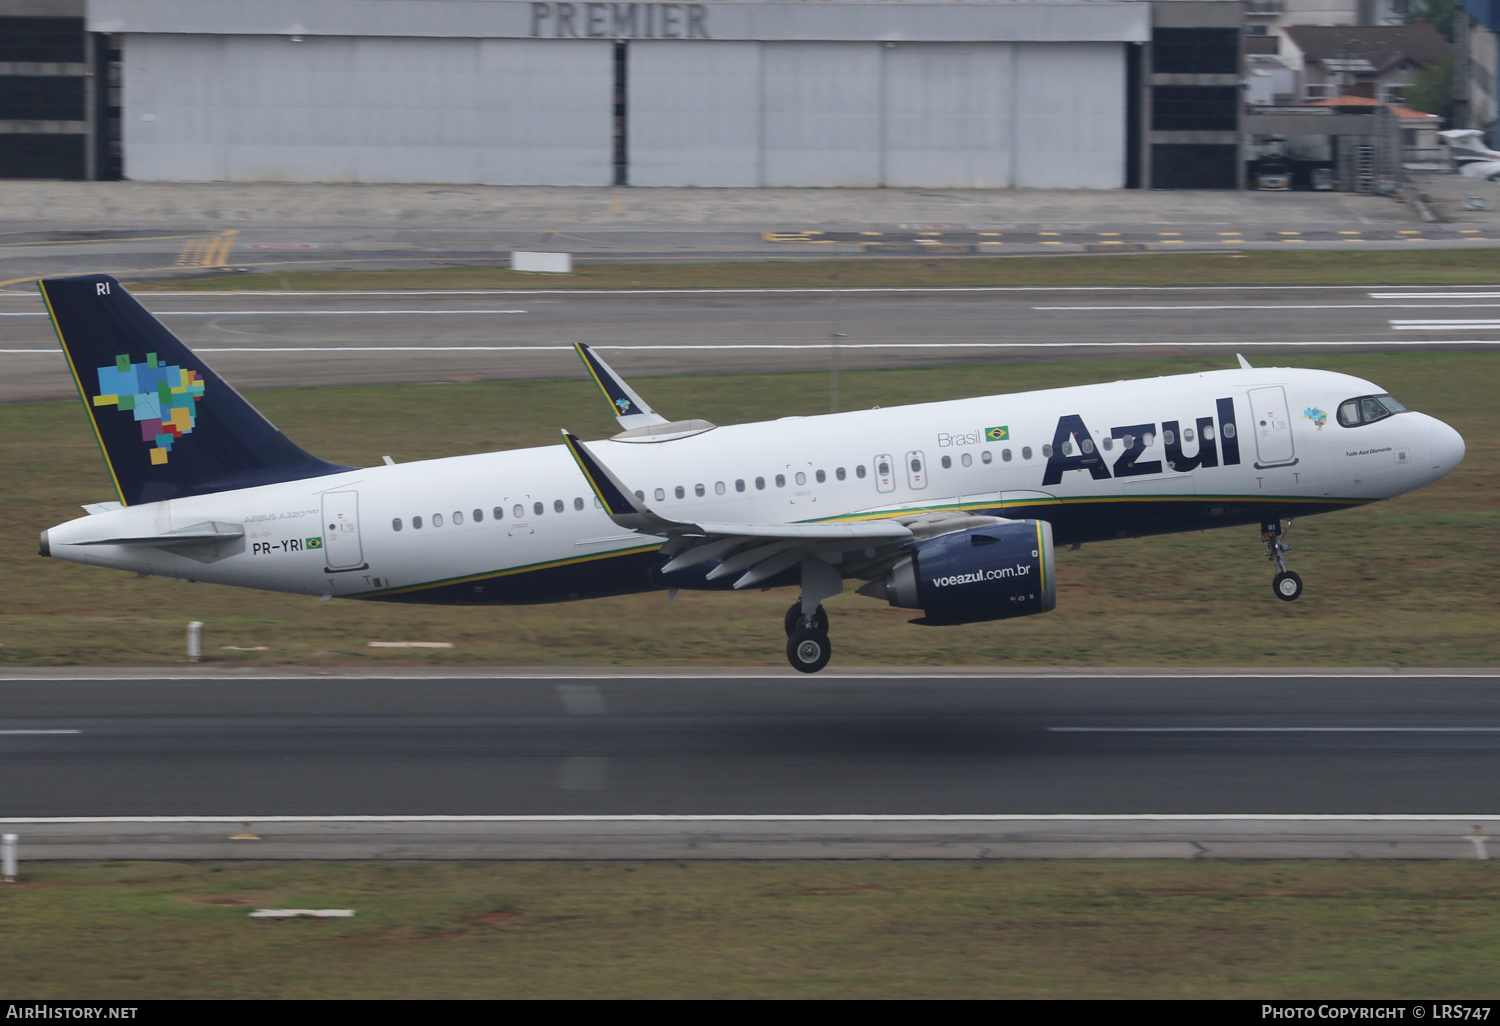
[35,274,1465,672]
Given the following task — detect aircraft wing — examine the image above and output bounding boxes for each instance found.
[561,430,916,588]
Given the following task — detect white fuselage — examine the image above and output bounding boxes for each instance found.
[43,366,1463,604]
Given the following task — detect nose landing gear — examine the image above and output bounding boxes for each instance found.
[1262,518,1303,602]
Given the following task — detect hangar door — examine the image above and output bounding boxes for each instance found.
[123,35,615,185]
[629,41,1126,189]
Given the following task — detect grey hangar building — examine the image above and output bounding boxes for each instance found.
[3,0,1247,189]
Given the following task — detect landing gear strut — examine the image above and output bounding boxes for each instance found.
[785,558,842,673]
[1262,518,1303,602]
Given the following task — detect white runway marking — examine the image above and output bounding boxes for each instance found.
[2,814,1497,824]
[5,339,1495,356]
[0,309,527,317]
[1036,303,1500,312]
[0,729,80,735]
[1390,320,1500,330]
[1050,726,1500,733]
[1371,292,1500,299]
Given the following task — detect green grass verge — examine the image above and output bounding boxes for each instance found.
[4,860,1499,998]
[3,352,1495,668]
[139,247,1500,292]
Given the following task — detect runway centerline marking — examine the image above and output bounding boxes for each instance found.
[0,729,81,735]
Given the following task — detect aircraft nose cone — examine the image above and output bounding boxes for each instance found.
[1428,418,1466,484]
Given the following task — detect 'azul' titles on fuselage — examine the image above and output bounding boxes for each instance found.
[1041,397,1239,487]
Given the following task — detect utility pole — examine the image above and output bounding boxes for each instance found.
[1452,6,1472,129]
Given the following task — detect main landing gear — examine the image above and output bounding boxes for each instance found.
[784,558,842,674]
[1262,518,1303,602]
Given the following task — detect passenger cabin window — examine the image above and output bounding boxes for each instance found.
[554,499,564,513]
[1338,393,1408,427]
[1022,447,1033,460]
[513,504,524,519]
[756,477,765,490]
[453,511,464,525]
[493,507,504,520]
[735,479,746,492]
[574,497,584,511]
[961,453,971,467]
[674,486,685,499]
[941,456,952,469]
[775,474,786,488]
[473,508,484,522]
[795,472,806,486]
[433,513,444,527]
[655,488,666,502]
[695,484,705,497]
[855,465,866,479]
[1000,449,1011,462]
[533,502,544,516]
[715,481,726,495]
[836,467,846,480]
[392,518,403,532]
[815,469,826,483]
[985,451,996,464]
[413,515,423,529]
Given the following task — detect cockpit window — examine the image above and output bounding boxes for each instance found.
[1337,393,1408,427]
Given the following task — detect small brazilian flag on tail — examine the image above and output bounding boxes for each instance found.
[306,537,323,550]
[985,425,1009,442]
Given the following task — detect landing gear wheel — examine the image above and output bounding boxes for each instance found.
[787,628,832,674]
[1273,570,1303,602]
[784,602,830,637]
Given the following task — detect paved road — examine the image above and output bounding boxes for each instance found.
[5,284,1500,402]
[3,674,1497,818]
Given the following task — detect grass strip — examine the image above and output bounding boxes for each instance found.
[136,248,1500,292]
[3,353,1495,668]
[3,860,1498,998]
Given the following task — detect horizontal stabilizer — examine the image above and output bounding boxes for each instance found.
[70,520,245,548]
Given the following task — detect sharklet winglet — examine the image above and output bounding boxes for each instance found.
[573,343,670,429]
[559,430,688,535]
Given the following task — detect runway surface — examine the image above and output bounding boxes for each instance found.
[3,674,1498,818]
[5,284,1499,402]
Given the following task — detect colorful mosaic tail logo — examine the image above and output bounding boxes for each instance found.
[93,352,206,465]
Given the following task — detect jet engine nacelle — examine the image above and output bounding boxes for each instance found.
[858,521,1056,625]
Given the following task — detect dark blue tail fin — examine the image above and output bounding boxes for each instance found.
[39,273,354,506]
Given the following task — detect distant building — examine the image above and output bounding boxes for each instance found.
[2,0,1255,190]
[1282,23,1450,104]
[1245,0,1411,52]
[1459,0,1500,142]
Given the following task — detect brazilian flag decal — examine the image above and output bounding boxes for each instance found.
[306,537,324,550]
[985,425,1009,442]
